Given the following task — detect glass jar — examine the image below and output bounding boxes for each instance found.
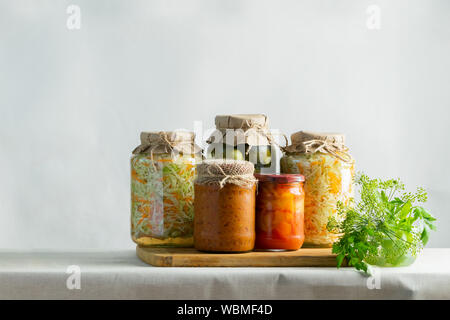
[255,174,305,251]
[194,160,257,252]
[280,132,354,247]
[131,131,200,247]
[206,114,277,173]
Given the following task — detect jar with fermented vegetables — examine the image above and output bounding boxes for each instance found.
[255,173,305,251]
[281,131,354,247]
[131,131,201,247]
[206,114,277,173]
[194,160,257,252]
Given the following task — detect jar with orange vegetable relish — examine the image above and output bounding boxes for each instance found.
[280,132,354,248]
[131,131,201,247]
[194,160,257,252]
[255,174,305,251]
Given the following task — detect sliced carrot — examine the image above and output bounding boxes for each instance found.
[132,195,151,204]
[131,169,146,184]
[328,172,341,194]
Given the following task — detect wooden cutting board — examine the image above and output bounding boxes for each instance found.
[136,246,344,267]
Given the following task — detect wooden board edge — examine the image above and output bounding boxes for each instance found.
[136,246,348,268]
[170,254,340,267]
[136,246,174,267]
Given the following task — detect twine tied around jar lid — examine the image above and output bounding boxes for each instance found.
[238,115,289,151]
[195,159,257,189]
[132,131,201,169]
[207,114,288,153]
[284,131,353,163]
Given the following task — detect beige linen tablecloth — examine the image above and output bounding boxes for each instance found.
[0,248,449,299]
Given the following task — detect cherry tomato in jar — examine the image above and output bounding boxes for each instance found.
[255,174,305,251]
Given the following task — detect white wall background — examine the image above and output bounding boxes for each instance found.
[0,0,449,249]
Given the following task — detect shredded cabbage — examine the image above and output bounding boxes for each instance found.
[131,153,197,246]
[281,152,354,247]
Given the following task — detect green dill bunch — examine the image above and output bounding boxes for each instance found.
[327,172,436,273]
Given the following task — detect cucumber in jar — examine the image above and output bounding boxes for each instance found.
[209,143,272,173]
[248,145,272,173]
[210,144,244,160]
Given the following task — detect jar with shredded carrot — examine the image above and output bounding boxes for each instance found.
[194,160,257,252]
[280,131,354,247]
[130,131,201,247]
[255,174,305,251]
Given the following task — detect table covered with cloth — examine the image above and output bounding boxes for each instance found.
[0,248,449,299]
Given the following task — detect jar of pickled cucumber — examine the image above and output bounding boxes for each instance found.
[131,131,202,247]
[280,131,354,248]
[206,114,277,173]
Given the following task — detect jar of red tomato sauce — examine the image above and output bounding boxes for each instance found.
[194,160,257,253]
[255,174,305,251]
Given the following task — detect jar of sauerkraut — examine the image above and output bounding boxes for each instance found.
[131,131,201,247]
[280,131,354,248]
[206,114,277,173]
